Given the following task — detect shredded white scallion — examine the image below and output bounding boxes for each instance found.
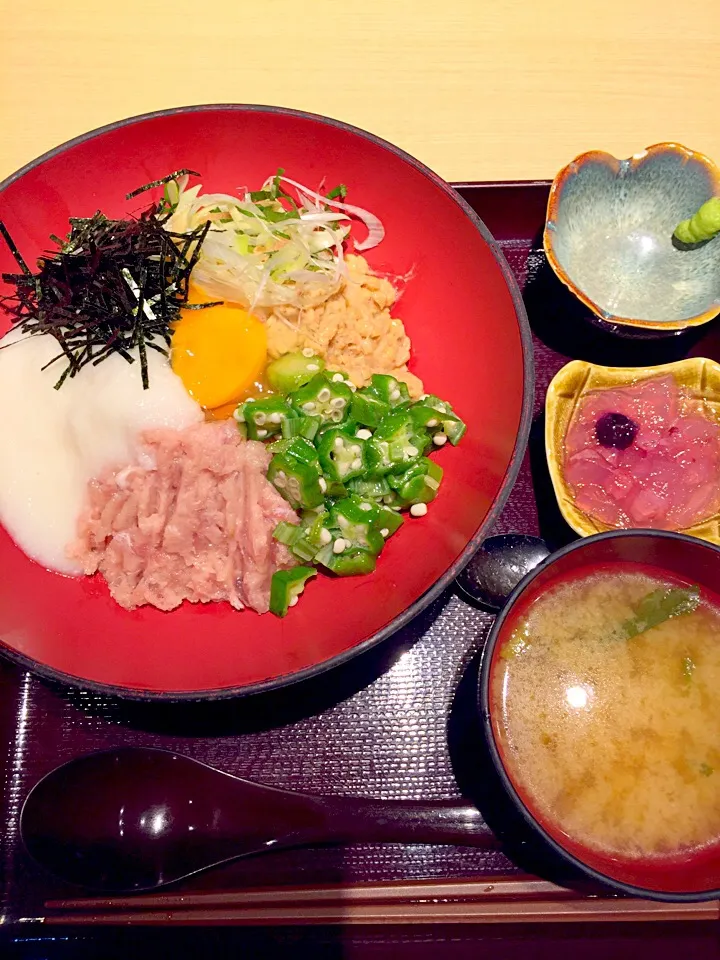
[160,171,384,312]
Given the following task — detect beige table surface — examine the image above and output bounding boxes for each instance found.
[1,0,718,185]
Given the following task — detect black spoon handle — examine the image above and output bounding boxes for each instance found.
[319,796,497,848]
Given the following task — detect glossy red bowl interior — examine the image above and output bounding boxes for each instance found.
[0,105,532,699]
[480,530,720,900]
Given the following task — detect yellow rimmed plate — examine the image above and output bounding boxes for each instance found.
[545,357,720,544]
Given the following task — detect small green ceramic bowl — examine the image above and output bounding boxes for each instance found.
[544,143,720,335]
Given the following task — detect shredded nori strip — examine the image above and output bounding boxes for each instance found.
[0,199,211,390]
[0,221,31,274]
[125,169,201,201]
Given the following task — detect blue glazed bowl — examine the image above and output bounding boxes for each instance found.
[544,143,720,334]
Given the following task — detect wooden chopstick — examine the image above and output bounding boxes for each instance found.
[46,877,580,910]
[43,898,720,926]
[45,877,720,925]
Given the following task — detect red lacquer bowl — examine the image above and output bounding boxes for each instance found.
[0,105,532,699]
[480,530,720,901]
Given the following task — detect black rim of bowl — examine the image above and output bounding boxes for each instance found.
[477,527,720,902]
[0,103,535,701]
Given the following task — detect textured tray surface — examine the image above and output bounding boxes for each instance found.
[2,183,717,924]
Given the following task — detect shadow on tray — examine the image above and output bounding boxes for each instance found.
[526,412,576,552]
[42,588,454,737]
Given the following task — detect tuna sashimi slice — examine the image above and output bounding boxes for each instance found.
[563,376,720,531]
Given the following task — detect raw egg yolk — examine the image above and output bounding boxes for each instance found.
[171,284,267,411]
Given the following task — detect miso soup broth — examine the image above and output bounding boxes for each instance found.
[492,565,720,860]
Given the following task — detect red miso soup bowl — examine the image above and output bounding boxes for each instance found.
[478,529,720,901]
[0,105,532,700]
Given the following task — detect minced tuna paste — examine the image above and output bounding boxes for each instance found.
[68,420,298,613]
